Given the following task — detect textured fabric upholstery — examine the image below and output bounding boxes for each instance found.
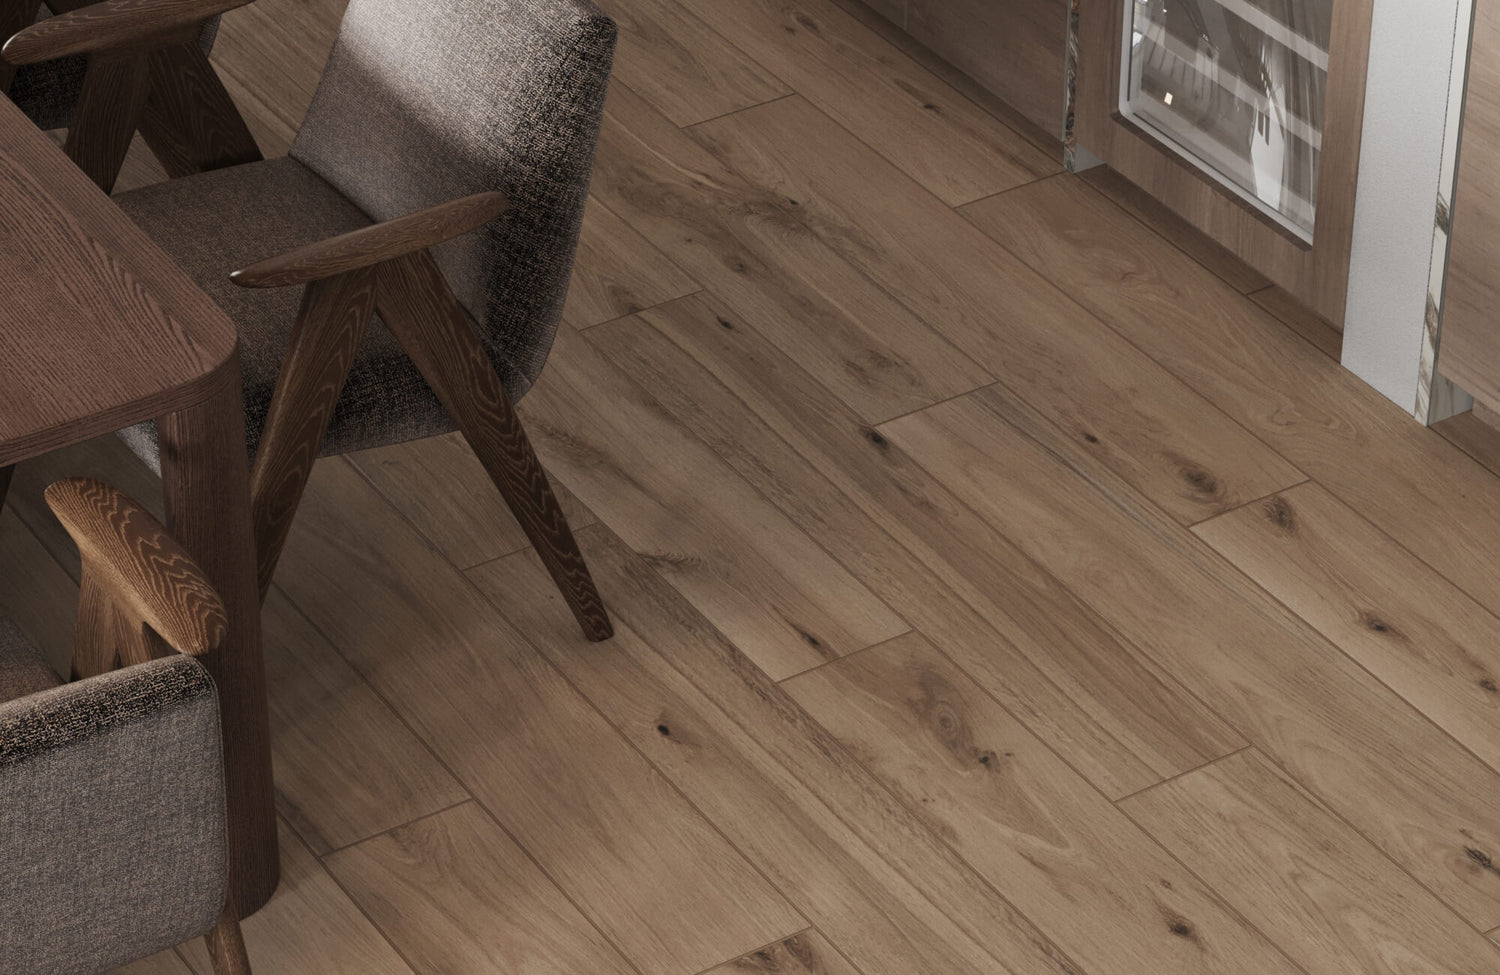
[116,156,457,466]
[0,618,62,701]
[113,0,616,470]
[6,11,218,132]
[0,644,227,975]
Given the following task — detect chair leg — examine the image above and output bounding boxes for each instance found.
[139,42,263,178]
[66,50,153,194]
[0,465,13,511]
[72,567,119,680]
[205,899,252,975]
[375,251,613,641]
[250,269,377,599]
[0,0,42,94]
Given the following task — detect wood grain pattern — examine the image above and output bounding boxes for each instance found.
[375,251,612,641]
[561,196,700,329]
[273,458,805,975]
[591,0,790,126]
[472,525,1085,975]
[203,902,252,975]
[705,931,860,974]
[1124,749,1500,975]
[138,41,263,178]
[784,632,1300,975]
[325,802,638,975]
[177,820,415,975]
[1248,285,1343,360]
[882,389,1500,926]
[45,476,226,656]
[109,950,197,975]
[249,268,377,598]
[595,82,995,424]
[1194,482,1500,772]
[596,293,1244,795]
[519,325,910,680]
[1070,0,1372,322]
[671,0,1059,204]
[65,50,152,194]
[348,431,597,570]
[962,174,1500,634]
[690,96,1305,524]
[1,0,248,63]
[231,193,508,289]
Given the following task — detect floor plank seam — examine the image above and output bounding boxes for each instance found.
[1109,743,1255,804]
[573,288,709,334]
[772,628,916,684]
[1185,477,1314,530]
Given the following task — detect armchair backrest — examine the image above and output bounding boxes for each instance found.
[0,653,227,975]
[290,0,616,398]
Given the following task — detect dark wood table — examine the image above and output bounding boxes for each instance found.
[0,94,277,914]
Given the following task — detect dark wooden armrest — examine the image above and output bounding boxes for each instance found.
[1,0,250,66]
[230,190,509,289]
[45,478,227,656]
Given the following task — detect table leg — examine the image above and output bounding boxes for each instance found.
[158,354,278,916]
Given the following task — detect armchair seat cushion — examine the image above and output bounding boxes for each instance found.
[0,619,61,703]
[114,156,464,469]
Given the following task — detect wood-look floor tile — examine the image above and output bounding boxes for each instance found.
[472,526,1080,975]
[1124,748,1500,975]
[784,633,1300,975]
[179,820,415,975]
[521,326,909,680]
[592,293,1244,796]
[325,802,637,975]
[562,196,701,330]
[347,431,596,570]
[882,389,1500,927]
[704,931,860,974]
[672,0,1058,204]
[594,82,996,424]
[274,458,804,975]
[108,950,194,975]
[1247,286,1343,361]
[593,0,790,125]
[1195,481,1500,773]
[689,96,1304,524]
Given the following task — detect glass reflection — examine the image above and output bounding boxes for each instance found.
[1121,0,1331,240]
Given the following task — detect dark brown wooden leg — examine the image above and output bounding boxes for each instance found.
[250,269,376,598]
[66,50,152,194]
[0,464,13,511]
[71,568,118,680]
[375,251,613,641]
[159,354,278,915]
[205,898,252,974]
[139,42,262,178]
[0,0,43,94]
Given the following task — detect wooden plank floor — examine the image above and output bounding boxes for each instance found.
[8,0,1500,970]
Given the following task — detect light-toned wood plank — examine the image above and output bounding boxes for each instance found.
[1433,410,1500,475]
[179,820,415,975]
[109,950,195,975]
[1248,285,1343,361]
[274,457,805,975]
[705,931,860,974]
[3,434,467,854]
[962,174,1500,636]
[784,632,1300,975]
[1195,481,1500,772]
[589,295,1245,796]
[672,0,1058,204]
[472,525,1085,975]
[1124,748,1500,975]
[596,82,995,423]
[210,0,343,141]
[347,431,597,571]
[523,326,909,679]
[262,589,470,855]
[881,388,1500,926]
[562,196,701,330]
[689,96,1304,524]
[593,0,790,126]
[1077,167,1271,294]
[325,802,637,975]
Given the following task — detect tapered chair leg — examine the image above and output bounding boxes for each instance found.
[67,50,153,193]
[139,42,263,178]
[249,268,377,599]
[375,251,613,641]
[205,900,252,974]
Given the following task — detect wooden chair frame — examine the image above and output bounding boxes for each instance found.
[230,191,614,641]
[1,0,263,192]
[45,476,252,971]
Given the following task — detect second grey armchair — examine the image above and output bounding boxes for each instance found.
[109,0,618,640]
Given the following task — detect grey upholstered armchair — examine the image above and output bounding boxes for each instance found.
[106,0,619,640]
[0,478,251,974]
[0,0,260,192]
